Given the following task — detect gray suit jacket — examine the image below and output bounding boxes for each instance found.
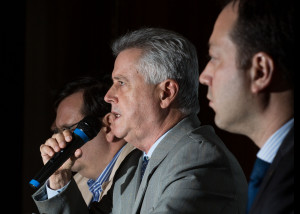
[94,114,247,214]
[33,114,247,214]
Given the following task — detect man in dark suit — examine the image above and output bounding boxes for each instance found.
[199,0,294,213]
[33,27,248,213]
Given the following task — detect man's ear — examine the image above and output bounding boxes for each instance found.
[158,79,179,109]
[250,52,274,93]
[102,114,115,143]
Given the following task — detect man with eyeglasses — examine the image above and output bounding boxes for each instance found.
[32,76,136,210]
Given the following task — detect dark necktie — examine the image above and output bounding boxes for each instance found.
[141,156,149,180]
[247,158,271,213]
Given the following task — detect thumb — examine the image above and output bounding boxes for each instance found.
[103,113,116,143]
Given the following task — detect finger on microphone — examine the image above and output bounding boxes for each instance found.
[45,138,61,153]
[40,143,55,157]
[52,133,68,149]
[29,116,101,189]
[62,129,73,142]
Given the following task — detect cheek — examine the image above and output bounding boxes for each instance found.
[212,68,240,103]
[215,61,239,87]
[216,74,248,114]
[128,96,158,128]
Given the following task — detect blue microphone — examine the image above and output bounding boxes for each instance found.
[29,116,101,189]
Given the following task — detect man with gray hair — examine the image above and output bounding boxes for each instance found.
[33,27,248,213]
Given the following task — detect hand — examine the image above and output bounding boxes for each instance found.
[102,113,124,143]
[40,130,82,190]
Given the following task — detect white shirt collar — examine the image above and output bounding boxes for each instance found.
[257,118,294,163]
[144,129,172,159]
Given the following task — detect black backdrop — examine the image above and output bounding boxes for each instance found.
[1,0,258,213]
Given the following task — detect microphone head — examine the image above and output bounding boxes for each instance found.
[76,115,102,140]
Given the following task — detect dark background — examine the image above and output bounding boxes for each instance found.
[1,0,258,213]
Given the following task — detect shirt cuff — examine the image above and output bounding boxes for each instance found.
[46,180,70,199]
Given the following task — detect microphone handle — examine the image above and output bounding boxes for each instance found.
[29,131,86,189]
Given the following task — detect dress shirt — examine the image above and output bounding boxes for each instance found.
[46,146,125,200]
[143,129,172,159]
[87,146,124,202]
[141,129,172,181]
[257,118,294,163]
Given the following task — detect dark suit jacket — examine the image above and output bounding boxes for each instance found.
[249,125,294,214]
[33,114,248,214]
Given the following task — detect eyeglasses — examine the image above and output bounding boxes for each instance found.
[52,121,80,134]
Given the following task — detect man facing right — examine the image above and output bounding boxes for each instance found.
[199,0,294,213]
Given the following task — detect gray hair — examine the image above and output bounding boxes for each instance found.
[112,28,200,115]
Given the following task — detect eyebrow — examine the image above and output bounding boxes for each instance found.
[113,75,129,82]
[51,122,79,131]
[62,123,78,129]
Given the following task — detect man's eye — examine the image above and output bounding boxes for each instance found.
[119,81,125,86]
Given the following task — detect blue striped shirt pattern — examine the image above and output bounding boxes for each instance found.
[87,146,124,202]
[257,118,294,163]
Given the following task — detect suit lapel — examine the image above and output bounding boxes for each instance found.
[132,115,200,213]
[131,156,147,213]
[73,173,93,205]
[101,144,136,200]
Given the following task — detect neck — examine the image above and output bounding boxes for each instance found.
[77,140,126,180]
[134,109,185,153]
[246,90,294,148]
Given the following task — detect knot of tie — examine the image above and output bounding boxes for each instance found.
[141,156,149,180]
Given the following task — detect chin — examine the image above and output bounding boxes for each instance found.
[71,163,81,173]
[215,117,234,133]
[112,125,126,139]
[214,116,225,130]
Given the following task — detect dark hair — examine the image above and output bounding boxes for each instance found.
[229,0,295,88]
[53,76,111,118]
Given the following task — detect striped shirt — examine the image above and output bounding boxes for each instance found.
[87,146,124,202]
[257,118,294,164]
